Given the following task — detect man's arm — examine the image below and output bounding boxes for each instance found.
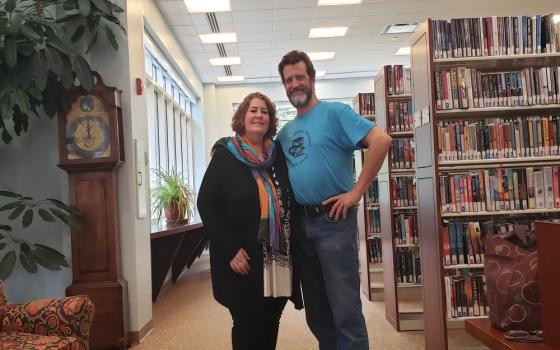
[323,126,392,220]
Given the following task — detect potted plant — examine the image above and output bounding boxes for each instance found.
[151,168,194,224]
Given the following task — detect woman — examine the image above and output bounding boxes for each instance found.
[197,92,302,350]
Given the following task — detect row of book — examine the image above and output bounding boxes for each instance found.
[387,65,412,95]
[368,236,382,263]
[396,249,422,284]
[442,220,487,266]
[434,66,560,110]
[356,92,375,116]
[445,272,488,319]
[391,176,417,207]
[436,116,560,161]
[432,14,560,59]
[365,180,379,204]
[391,138,416,169]
[394,213,418,245]
[439,166,560,213]
[388,100,413,132]
[366,208,381,235]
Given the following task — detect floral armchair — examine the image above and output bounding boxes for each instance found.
[0,282,94,350]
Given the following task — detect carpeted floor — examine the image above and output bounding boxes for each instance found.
[132,253,488,349]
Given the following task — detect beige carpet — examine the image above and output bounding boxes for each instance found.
[132,253,487,350]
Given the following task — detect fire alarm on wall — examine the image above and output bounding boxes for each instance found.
[136,78,144,95]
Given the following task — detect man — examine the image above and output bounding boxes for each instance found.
[276,50,392,350]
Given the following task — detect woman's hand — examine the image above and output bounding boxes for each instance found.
[230,248,250,275]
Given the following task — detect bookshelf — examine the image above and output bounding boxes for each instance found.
[353,92,384,301]
[374,65,423,331]
[410,16,560,349]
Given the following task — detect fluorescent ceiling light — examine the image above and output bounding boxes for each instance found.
[383,23,419,34]
[184,0,230,13]
[199,32,237,44]
[217,75,244,82]
[309,26,348,38]
[308,52,336,60]
[318,0,361,5]
[554,15,560,24]
[395,47,411,56]
[209,57,241,66]
[316,70,326,77]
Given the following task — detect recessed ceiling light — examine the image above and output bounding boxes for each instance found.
[308,52,336,60]
[199,32,237,44]
[318,0,361,5]
[395,47,411,56]
[309,26,348,38]
[209,57,241,66]
[554,15,560,24]
[217,75,244,82]
[382,23,419,34]
[316,70,326,77]
[184,0,230,13]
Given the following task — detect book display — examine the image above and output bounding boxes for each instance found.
[410,15,560,349]
[374,65,424,331]
[353,93,384,301]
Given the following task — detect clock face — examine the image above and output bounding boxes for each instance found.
[66,95,112,159]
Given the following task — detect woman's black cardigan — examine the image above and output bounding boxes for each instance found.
[197,140,303,310]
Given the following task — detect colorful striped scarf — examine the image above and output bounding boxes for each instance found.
[225,134,286,254]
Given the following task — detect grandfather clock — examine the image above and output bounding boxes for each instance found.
[58,74,129,349]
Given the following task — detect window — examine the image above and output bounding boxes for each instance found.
[145,36,195,220]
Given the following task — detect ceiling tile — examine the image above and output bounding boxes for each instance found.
[272,20,312,31]
[237,31,273,42]
[235,21,274,33]
[238,42,273,51]
[231,0,274,11]
[273,8,316,21]
[157,1,187,14]
[273,0,317,9]
[164,13,193,26]
[172,25,198,36]
[232,10,274,23]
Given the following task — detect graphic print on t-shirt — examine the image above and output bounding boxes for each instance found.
[287,130,310,166]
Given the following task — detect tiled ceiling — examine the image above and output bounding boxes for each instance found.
[154,0,560,84]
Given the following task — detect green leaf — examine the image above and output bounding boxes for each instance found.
[0,201,21,211]
[0,191,19,198]
[44,47,64,76]
[59,54,75,89]
[0,243,6,251]
[78,0,91,16]
[0,95,13,119]
[0,225,11,232]
[0,251,16,280]
[1,128,13,144]
[105,25,118,50]
[42,77,62,118]
[34,244,68,267]
[32,51,48,91]
[8,205,26,220]
[5,0,16,13]
[27,249,61,271]
[109,1,124,12]
[38,209,56,222]
[86,31,98,54]
[4,36,17,68]
[17,24,42,42]
[73,56,93,90]
[91,0,111,14]
[71,25,85,43]
[47,198,72,212]
[20,249,38,273]
[14,90,30,115]
[22,209,34,227]
[50,208,78,228]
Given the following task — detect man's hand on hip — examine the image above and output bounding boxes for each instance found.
[323,190,361,221]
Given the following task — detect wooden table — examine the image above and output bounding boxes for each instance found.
[465,318,552,350]
[150,222,207,302]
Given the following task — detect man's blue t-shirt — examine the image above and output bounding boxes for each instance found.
[277,101,375,205]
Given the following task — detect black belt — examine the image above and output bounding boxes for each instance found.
[302,203,332,216]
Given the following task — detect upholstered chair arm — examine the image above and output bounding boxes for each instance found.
[1,295,94,350]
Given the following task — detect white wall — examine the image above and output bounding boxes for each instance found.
[0,117,72,302]
[204,77,374,159]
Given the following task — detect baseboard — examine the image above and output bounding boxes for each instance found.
[128,319,153,347]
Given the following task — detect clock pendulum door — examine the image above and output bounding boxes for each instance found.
[58,74,129,349]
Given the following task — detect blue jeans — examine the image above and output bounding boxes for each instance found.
[295,207,368,350]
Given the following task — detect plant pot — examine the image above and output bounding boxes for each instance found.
[165,201,185,222]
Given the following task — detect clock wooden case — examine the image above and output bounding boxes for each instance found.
[58,73,129,349]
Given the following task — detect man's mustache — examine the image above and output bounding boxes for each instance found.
[289,87,307,95]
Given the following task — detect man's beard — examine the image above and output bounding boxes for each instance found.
[289,87,312,108]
